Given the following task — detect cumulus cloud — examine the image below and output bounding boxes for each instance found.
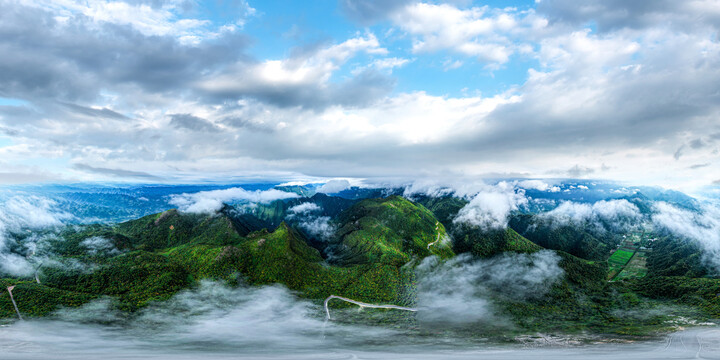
[453,184,528,230]
[317,179,351,194]
[0,0,719,189]
[287,202,321,214]
[287,203,335,240]
[652,202,720,272]
[169,187,299,213]
[402,178,512,199]
[516,180,561,192]
[0,196,72,276]
[541,199,642,232]
[415,251,564,325]
[195,33,392,109]
[389,3,545,67]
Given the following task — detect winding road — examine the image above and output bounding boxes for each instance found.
[427,222,442,250]
[323,295,418,320]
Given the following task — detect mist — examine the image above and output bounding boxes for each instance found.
[4,280,718,360]
[169,187,299,214]
[453,186,528,230]
[539,199,642,233]
[0,281,408,357]
[80,236,123,256]
[287,203,336,241]
[415,251,564,326]
[0,196,72,277]
[652,202,720,272]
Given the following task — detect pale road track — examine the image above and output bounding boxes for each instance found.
[427,222,441,250]
[6,286,23,320]
[322,222,433,320]
[34,262,42,284]
[323,295,418,320]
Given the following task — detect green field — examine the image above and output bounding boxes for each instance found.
[607,248,635,280]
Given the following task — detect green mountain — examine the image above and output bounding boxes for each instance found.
[2,193,719,337]
[244,193,356,229]
[331,196,454,265]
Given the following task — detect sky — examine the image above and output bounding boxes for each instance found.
[0,0,719,191]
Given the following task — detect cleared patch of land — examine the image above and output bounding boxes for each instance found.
[615,251,648,280]
[608,233,651,281]
[608,248,635,280]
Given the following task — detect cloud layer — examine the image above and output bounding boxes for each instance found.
[169,187,299,213]
[415,251,564,325]
[541,199,642,232]
[0,0,718,190]
[652,202,720,272]
[0,196,72,275]
[453,183,528,230]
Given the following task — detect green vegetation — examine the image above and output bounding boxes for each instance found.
[453,226,542,258]
[646,236,709,278]
[509,214,615,261]
[0,279,97,318]
[633,276,720,317]
[615,251,648,280]
[333,196,454,265]
[608,248,635,279]
[1,193,718,339]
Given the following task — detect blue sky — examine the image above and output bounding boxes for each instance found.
[0,0,718,191]
[242,0,539,97]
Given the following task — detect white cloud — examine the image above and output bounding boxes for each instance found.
[453,183,528,230]
[516,179,560,192]
[286,203,335,240]
[20,0,251,44]
[169,187,299,214]
[288,202,321,214]
[541,199,641,232]
[352,57,412,75]
[1,1,720,190]
[317,179,351,194]
[0,195,73,276]
[652,202,720,272]
[297,216,335,241]
[415,250,563,325]
[196,33,389,106]
[81,236,122,256]
[390,3,545,67]
[371,57,410,71]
